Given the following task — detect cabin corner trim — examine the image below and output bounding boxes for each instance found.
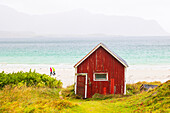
[74,67,77,95]
[124,67,127,95]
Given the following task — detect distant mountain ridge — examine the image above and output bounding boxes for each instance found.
[0,5,169,37]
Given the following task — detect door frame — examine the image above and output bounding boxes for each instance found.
[75,73,88,98]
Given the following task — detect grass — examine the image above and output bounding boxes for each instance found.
[0,71,169,113]
[61,80,170,113]
[126,81,161,95]
[0,85,77,112]
[0,71,76,112]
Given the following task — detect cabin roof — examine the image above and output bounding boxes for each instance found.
[74,43,128,68]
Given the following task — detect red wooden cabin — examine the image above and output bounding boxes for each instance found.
[74,43,128,98]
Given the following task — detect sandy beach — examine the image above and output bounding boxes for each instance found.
[0,64,169,87]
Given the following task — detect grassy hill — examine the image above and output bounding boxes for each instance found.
[126,81,162,95]
[0,86,77,112]
[0,71,169,112]
[62,80,170,112]
[0,71,76,112]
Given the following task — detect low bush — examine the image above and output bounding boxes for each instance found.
[0,70,62,89]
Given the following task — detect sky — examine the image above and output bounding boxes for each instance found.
[0,0,170,33]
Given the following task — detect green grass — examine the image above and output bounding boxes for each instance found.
[0,85,77,112]
[0,81,169,113]
[126,81,161,95]
[0,71,169,113]
[62,80,170,113]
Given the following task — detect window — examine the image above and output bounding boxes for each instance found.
[94,73,108,81]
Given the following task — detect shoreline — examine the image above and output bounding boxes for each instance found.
[0,64,170,87]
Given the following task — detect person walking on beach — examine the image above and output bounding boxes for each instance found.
[52,67,56,76]
[50,67,52,76]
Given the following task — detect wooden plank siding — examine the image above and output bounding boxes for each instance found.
[77,47,125,98]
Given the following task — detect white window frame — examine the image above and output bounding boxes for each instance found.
[93,73,108,81]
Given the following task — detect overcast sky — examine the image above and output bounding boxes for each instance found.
[0,0,170,33]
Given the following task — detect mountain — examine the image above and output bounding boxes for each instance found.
[0,5,169,37]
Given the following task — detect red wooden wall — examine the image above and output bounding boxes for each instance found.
[77,47,125,98]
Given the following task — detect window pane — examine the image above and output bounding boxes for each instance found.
[95,74,107,80]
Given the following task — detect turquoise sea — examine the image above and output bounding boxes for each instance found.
[0,36,170,65]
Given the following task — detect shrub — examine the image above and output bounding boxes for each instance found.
[0,70,62,89]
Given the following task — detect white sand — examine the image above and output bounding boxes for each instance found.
[127,65,170,84]
[0,64,170,87]
[0,64,75,88]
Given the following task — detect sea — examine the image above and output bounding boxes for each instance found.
[0,36,170,66]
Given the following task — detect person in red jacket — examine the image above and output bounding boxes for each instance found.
[50,67,52,76]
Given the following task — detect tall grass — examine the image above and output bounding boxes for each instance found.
[0,71,78,112]
[0,85,77,112]
[125,80,170,112]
